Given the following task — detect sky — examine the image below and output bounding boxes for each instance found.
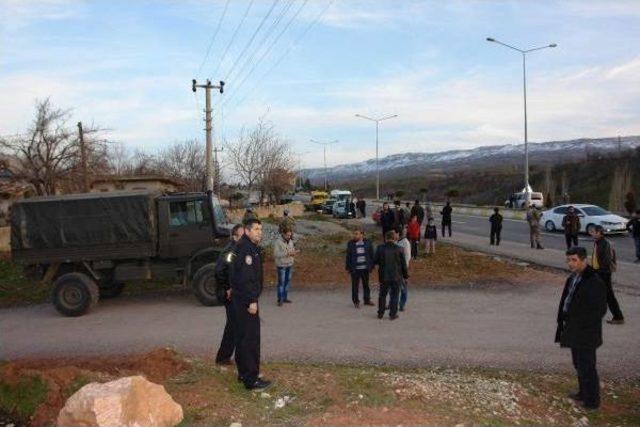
[1,0,640,170]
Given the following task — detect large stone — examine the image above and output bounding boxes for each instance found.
[57,375,183,427]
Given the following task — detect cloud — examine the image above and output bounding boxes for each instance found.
[0,0,83,30]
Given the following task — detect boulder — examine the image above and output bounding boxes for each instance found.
[57,375,183,427]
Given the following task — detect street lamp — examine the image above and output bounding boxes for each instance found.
[486,37,556,198]
[310,139,338,191]
[355,113,398,201]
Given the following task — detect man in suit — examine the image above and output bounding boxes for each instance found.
[555,246,607,410]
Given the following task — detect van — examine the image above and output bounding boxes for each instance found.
[505,191,544,209]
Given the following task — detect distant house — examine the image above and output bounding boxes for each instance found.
[90,175,182,193]
[0,166,36,227]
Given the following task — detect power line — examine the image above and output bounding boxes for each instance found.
[224,0,280,81]
[197,0,232,78]
[210,0,255,80]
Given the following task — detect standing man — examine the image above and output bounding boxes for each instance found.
[562,206,581,250]
[273,228,298,306]
[626,209,640,263]
[229,219,272,391]
[345,227,375,308]
[214,224,244,365]
[278,209,295,234]
[440,201,452,238]
[374,230,409,320]
[393,200,407,232]
[396,227,412,312]
[380,202,395,240]
[590,225,624,325]
[410,200,425,225]
[489,207,503,246]
[526,205,544,249]
[357,197,367,218]
[407,215,421,259]
[555,246,607,410]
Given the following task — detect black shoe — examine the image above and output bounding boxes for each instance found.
[277,300,283,307]
[606,318,625,325]
[537,244,544,250]
[399,307,405,312]
[581,402,599,410]
[215,358,233,366]
[377,313,384,319]
[389,315,398,320]
[246,378,272,391]
[237,376,244,383]
[283,299,292,304]
[567,391,582,402]
[354,302,360,309]
[364,301,375,306]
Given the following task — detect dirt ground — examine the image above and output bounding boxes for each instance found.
[1,349,638,426]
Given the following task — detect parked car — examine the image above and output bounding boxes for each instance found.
[542,204,628,235]
[332,200,354,219]
[322,198,337,214]
[306,191,328,212]
[505,191,544,209]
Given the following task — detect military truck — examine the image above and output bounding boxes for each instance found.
[10,190,230,316]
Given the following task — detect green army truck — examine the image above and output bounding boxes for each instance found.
[10,190,230,316]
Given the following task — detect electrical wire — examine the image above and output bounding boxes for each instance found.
[196,0,231,78]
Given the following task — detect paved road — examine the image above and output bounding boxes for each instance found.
[2,286,638,377]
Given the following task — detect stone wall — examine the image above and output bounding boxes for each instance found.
[227,202,305,223]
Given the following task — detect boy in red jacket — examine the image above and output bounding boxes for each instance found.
[407,215,421,260]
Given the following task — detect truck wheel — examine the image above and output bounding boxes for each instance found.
[99,282,125,299]
[192,264,223,306]
[52,272,99,317]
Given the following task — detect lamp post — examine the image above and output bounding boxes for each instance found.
[355,113,398,201]
[310,139,338,191]
[486,37,556,198]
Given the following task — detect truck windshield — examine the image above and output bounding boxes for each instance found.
[169,200,209,227]
[211,196,227,225]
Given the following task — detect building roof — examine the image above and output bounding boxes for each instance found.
[90,174,182,186]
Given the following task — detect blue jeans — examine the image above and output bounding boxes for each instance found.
[635,237,640,260]
[277,266,292,302]
[400,279,408,309]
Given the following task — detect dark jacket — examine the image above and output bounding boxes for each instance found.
[393,207,407,227]
[424,224,438,240]
[555,266,607,348]
[229,235,264,304]
[441,205,452,222]
[345,238,374,272]
[592,237,615,273]
[626,217,640,238]
[489,213,503,230]
[373,242,408,283]
[214,240,237,297]
[380,209,395,230]
[410,205,425,224]
[562,213,581,235]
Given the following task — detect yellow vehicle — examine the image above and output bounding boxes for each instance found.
[309,191,329,211]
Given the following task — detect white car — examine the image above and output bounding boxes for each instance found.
[542,204,628,235]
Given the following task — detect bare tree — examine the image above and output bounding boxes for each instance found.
[157,139,206,192]
[0,99,106,195]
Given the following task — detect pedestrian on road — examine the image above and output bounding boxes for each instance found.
[274,229,298,306]
[526,205,544,249]
[555,246,607,410]
[396,227,412,312]
[229,219,272,391]
[489,207,503,246]
[625,209,640,263]
[424,218,438,254]
[410,200,425,225]
[407,215,421,259]
[214,224,245,365]
[441,201,452,237]
[589,225,624,325]
[374,230,409,320]
[562,206,581,250]
[349,200,357,218]
[278,209,295,234]
[345,227,375,308]
[380,202,395,239]
[356,198,367,218]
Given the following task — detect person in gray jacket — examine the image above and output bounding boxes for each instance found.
[273,229,299,306]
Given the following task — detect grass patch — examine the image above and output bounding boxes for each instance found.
[0,257,50,307]
[0,376,49,420]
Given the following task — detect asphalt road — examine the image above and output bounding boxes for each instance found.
[2,286,638,377]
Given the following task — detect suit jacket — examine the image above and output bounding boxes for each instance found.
[373,242,409,283]
[345,238,374,272]
[555,266,607,348]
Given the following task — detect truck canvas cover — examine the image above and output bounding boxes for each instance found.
[11,191,158,263]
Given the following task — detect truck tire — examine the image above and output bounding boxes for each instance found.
[52,272,99,317]
[192,264,223,306]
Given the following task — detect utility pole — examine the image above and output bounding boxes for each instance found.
[213,146,224,195]
[77,121,89,193]
[192,79,224,192]
[310,139,338,191]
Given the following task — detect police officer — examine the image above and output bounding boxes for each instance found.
[214,224,244,365]
[229,218,272,390]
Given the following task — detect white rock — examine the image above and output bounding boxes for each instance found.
[261,392,271,399]
[57,375,183,427]
[275,398,286,409]
[229,423,242,427]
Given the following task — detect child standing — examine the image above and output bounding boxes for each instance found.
[407,215,421,260]
[424,218,438,254]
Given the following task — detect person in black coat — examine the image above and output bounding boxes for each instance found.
[489,207,503,245]
[373,230,409,320]
[410,200,426,225]
[555,246,607,410]
[380,202,395,239]
[229,219,272,391]
[441,202,452,237]
[214,224,244,365]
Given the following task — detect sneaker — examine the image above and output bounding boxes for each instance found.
[246,378,272,391]
[283,299,293,304]
[606,318,625,325]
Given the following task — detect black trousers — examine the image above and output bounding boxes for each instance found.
[442,220,451,237]
[410,239,419,258]
[597,271,624,320]
[490,227,501,245]
[215,299,235,362]
[232,299,261,386]
[378,280,400,317]
[565,233,579,250]
[351,270,371,304]
[571,347,600,407]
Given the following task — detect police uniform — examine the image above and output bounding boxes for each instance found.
[214,240,238,363]
[229,234,264,387]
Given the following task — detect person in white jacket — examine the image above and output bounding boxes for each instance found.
[395,227,411,312]
[273,229,299,306]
